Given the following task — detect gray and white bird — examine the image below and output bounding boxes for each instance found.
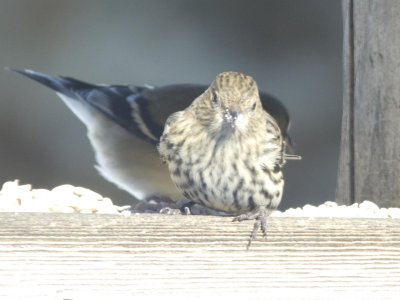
[10,69,295,213]
[158,71,300,246]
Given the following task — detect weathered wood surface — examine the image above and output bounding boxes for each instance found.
[0,213,399,299]
[337,0,400,207]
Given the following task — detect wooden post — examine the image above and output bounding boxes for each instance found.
[337,0,400,207]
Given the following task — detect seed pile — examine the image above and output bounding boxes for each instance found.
[1,180,399,218]
[271,200,400,218]
[0,180,131,215]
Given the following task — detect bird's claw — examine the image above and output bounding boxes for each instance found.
[233,207,268,249]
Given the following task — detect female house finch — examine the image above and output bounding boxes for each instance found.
[159,72,300,247]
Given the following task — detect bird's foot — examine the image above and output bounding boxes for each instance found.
[134,197,229,216]
[233,207,268,249]
[159,207,186,215]
[133,197,191,214]
[160,201,193,215]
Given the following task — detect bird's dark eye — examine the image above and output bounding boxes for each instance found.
[211,90,218,105]
[251,102,257,110]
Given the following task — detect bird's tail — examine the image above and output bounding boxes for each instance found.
[6,68,97,99]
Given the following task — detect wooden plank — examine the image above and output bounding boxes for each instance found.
[337,0,400,207]
[0,213,399,299]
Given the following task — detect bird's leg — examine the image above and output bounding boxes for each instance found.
[134,196,191,215]
[259,209,268,238]
[179,201,196,215]
[233,206,268,249]
[159,200,194,215]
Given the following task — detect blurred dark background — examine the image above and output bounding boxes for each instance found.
[0,0,342,210]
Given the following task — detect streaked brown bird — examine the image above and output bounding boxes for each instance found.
[10,69,295,215]
[158,71,300,247]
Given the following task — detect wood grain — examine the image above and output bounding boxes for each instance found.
[337,0,400,207]
[0,212,399,299]
[337,0,355,206]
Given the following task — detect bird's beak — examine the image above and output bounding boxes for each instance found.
[229,110,239,120]
[222,108,245,130]
[223,109,238,124]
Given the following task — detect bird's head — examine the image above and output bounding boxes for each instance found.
[201,71,263,133]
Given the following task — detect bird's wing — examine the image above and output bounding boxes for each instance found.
[11,69,161,144]
[11,69,291,145]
